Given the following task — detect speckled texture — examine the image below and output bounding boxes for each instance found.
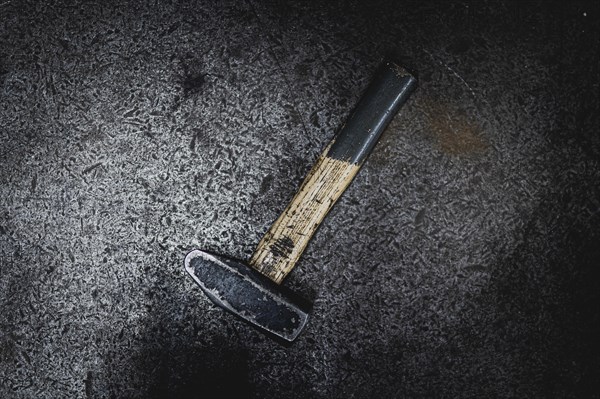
[1,1,599,398]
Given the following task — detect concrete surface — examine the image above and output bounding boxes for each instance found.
[1,0,599,398]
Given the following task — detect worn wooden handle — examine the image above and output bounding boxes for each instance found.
[250,61,417,284]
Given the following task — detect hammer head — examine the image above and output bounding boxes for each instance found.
[185,250,310,342]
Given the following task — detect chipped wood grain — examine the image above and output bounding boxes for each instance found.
[250,153,360,284]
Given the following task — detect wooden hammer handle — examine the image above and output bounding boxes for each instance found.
[250,61,417,284]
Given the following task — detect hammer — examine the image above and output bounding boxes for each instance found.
[185,60,417,341]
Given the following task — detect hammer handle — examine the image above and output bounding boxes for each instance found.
[250,61,417,284]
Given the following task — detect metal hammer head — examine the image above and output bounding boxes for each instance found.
[185,250,310,342]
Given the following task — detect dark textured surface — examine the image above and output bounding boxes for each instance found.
[1,1,599,398]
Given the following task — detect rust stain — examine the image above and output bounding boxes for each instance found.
[424,99,488,156]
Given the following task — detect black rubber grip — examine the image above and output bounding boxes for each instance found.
[327,61,417,164]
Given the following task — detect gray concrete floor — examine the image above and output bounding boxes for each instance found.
[1,1,599,398]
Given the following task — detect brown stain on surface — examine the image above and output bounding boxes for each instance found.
[423,99,488,156]
[365,97,487,169]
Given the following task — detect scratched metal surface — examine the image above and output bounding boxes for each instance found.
[1,1,599,398]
